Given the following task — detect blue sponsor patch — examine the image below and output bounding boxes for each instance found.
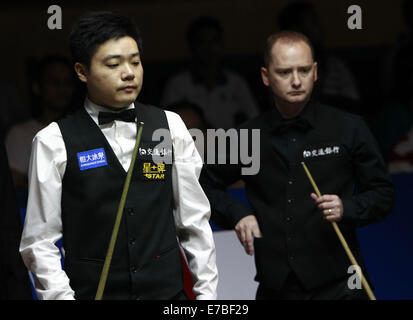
[77,148,108,171]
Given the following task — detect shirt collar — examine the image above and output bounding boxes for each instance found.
[267,98,317,132]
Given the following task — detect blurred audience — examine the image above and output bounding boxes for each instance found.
[166,99,209,133]
[5,54,75,192]
[0,82,30,138]
[0,130,32,299]
[388,126,413,174]
[161,15,260,129]
[373,0,413,161]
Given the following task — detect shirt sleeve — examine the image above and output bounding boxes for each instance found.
[19,122,75,300]
[200,162,252,229]
[165,111,218,300]
[341,117,396,227]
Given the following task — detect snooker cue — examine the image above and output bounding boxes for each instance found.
[95,122,144,300]
[301,162,376,300]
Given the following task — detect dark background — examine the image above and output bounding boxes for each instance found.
[0,0,406,112]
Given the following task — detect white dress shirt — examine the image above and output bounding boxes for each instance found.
[20,97,218,300]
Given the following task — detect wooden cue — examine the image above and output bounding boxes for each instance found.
[95,122,144,300]
[301,162,376,300]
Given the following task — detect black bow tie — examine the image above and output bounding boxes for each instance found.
[273,117,311,134]
[98,108,136,125]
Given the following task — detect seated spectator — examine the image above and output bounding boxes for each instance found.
[0,82,30,138]
[5,54,75,191]
[161,15,260,129]
[388,125,413,174]
[374,0,413,161]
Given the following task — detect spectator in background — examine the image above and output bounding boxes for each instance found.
[166,100,209,134]
[0,82,30,138]
[5,54,75,191]
[0,132,32,299]
[161,15,260,129]
[373,0,413,161]
[388,126,413,174]
[277,1,361,114]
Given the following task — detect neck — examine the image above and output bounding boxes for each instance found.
[87,95,131,112]
[273,97,309,119]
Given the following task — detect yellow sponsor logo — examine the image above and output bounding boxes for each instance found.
[143,162,165,180]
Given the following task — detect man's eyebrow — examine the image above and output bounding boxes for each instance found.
[275,67,292,71]
[103,52,140,61]
[275,65,313,70]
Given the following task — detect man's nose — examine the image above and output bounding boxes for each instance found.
[291,70,301,88]
[121,64,135,81]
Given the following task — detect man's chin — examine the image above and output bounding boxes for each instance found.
[115,96,138,107]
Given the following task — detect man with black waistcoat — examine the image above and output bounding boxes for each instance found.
[200,31,395,299]
[20,12,218,300]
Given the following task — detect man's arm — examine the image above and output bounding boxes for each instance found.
[166,111,218,300]
[19,123,75,300]
[341,117,396,227]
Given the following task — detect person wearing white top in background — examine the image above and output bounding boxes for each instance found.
[161,16,260,130]
[19,11,217,300]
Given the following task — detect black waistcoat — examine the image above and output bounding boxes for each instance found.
[57,103,183,300]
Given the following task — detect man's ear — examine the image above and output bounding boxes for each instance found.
[261,66,269,87]
[74,62,88,83]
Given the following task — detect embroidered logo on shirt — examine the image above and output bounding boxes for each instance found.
[139,147,172,157]
[142,162,165,180]
[77,148,108,171]
[303,146,340,159]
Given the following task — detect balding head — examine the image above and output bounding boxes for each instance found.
[263,31,315,67]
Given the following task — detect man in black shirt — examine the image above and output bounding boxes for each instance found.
[200,31,395,299]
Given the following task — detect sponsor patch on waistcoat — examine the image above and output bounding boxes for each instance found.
[77,148,108,170]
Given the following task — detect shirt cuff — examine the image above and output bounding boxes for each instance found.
[226,200,253,228]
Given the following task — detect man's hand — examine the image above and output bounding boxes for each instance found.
[234,215,262,255]
[311,193,344,222]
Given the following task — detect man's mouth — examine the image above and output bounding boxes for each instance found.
[289,91,305,96]
[119,85,137,92]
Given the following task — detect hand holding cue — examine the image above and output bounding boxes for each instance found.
[301,162,376,300]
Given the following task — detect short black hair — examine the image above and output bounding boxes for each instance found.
[69,11,143,68]
[186,15,223,49]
